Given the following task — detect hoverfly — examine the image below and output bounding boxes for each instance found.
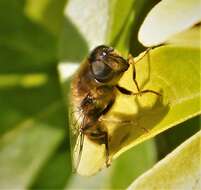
[70,45,160,173]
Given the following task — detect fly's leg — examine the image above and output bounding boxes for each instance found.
[127,49,161,97]
[130,47,152,64]
[116,85,161,96]
[128,48,151,93]
[128,53,140,93]
[86,130,110,167]
[114,50,161,133]
[101,131,110,167]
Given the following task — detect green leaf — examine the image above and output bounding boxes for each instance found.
[25,0,67,35]
[109,139,157,189]
[0,0,57,72]
[0,123,64,189]
[106,0,135,54]
[0,72,64,134]
[167,26,201,47]
[0,1,69,188]
[30,144,71,189]
[0,71,67,187]
[59,17,89,62]
[138,0,201,46]
[128,131,201,190]
[107,0,135,44]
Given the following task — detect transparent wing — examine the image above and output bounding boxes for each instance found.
[69,104,85,172]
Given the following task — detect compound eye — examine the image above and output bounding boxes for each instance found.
[98,50,107,60]
[103,50,107,55]
[91,61,112,82]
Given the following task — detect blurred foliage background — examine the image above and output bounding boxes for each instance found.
[0,0,200,189]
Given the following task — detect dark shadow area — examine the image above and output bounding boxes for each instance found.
[109,92,170,155]
[155,115,200,160]
[129,0,161,56]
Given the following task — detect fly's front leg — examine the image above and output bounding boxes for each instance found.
[126,50,161,97]
[116,83,161,96]
[128,54,140,93]
[130,47,152,64]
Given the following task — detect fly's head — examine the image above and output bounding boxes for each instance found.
[88,45,129,85]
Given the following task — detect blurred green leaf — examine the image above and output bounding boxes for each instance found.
[106,0,135,54]
[128,131,201,190]
[0,1,70,188]
[0,74,68,188]
[25,0,67,35]
[30,143,71,189]
[0,72,64,134]
[0,0,57,72]
[107,0,135,44]
[0,77,68,188]
[138,0,201,46]
[0,122,64,189]
[59,17,89,62]
[24,0,89,63]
